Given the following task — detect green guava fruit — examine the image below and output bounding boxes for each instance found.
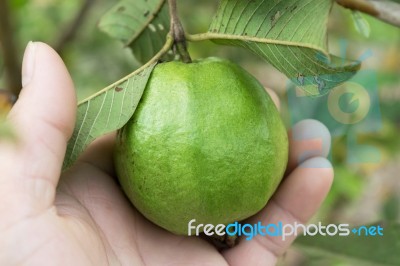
[115,57,288,235]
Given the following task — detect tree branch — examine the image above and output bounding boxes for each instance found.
[0,0,22,96]
[54,0,95,55]
[336,0,400,28]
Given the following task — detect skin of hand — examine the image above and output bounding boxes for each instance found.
[0,42,333,266]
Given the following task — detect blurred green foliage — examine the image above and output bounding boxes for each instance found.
[1,0,141,100]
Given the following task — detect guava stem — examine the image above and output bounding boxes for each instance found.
[168,0,192,63]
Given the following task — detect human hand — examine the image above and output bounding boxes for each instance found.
[0,42,333,266]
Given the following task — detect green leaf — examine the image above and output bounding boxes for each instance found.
[295,221,400,265]
[62,63,156,170]
[207,0,361,96]
[98,0,170,64]
[352,11,371,38]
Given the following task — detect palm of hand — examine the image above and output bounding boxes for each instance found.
[37,161,225,266]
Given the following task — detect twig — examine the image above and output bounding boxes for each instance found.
[336,0,400,28]
[54,0,95,55]
[168,0,192,63]
[0,0,21,96]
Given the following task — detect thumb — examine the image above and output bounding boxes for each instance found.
[0,42,76,225]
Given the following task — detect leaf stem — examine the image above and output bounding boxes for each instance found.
[168,0,192,63]
[185,33,212,42]
[186,32,330,58]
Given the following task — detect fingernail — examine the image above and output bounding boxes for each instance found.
[22,41,37,87]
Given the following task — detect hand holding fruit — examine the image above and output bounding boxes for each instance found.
[0,43,333,266]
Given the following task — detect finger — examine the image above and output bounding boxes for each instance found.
[75,132,116,176]
[265,87,280,112]
[223,157,333,265]
[8,42,76,182]
[1,42,76,216]
[286,119,331,174]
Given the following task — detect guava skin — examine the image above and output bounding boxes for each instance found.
[115,58,288,235]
